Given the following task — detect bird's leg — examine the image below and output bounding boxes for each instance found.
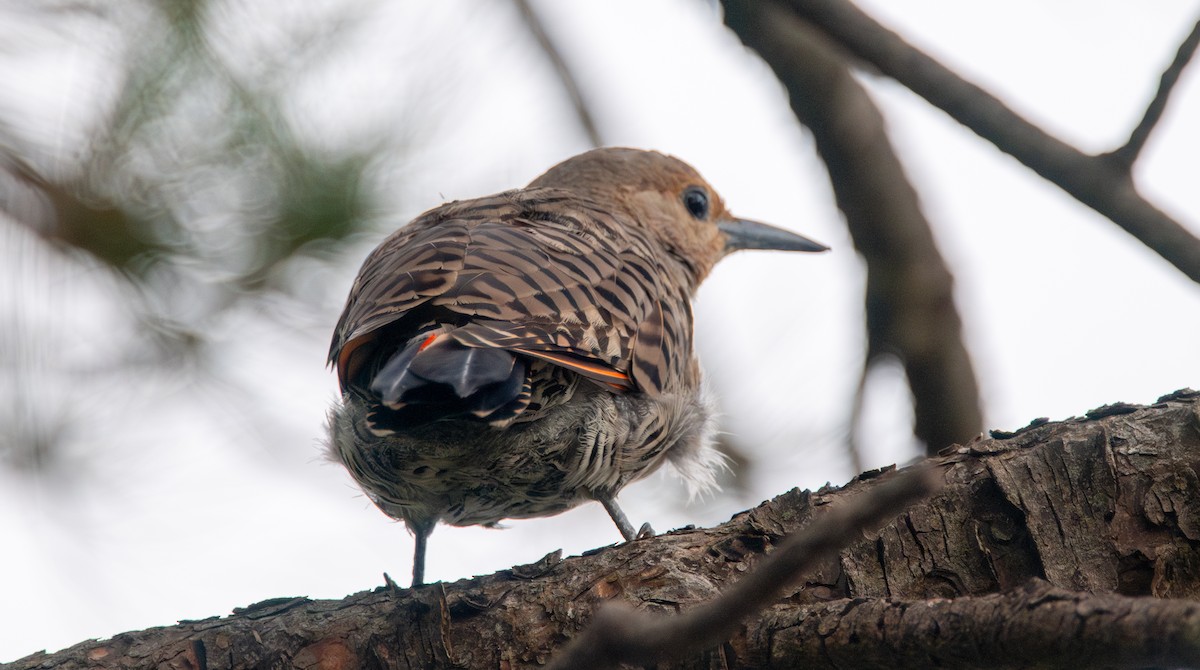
[410,519,435,587]
[598,495,654,541]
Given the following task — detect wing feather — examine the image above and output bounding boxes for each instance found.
[329,189,693,397]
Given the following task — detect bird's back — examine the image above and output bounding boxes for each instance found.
[330,187,699,433]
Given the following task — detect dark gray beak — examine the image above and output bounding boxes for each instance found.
[718,217,829,253]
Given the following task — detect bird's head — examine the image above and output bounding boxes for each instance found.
[528,147,827,285]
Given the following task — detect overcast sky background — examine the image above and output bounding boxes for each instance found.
[3,0,1199,661]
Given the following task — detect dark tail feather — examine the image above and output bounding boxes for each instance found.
[368,332,527,427]
[405,337,517,398]
[369,335,427,406]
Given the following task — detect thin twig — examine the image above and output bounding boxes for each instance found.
[846,358,869,474]
[546,467,941,670]
[778,0,1200,286]
[511,0,604,148]
[1107,13,1200,167]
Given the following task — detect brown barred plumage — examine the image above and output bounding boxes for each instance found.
[327,148,827,585]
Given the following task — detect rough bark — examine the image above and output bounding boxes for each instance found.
[10,390,1200,669]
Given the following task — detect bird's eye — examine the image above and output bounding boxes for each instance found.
[682,187,709,220]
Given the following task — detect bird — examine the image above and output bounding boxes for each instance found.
[327,147,827,586]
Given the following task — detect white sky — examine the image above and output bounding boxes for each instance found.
[2,0,1199,661]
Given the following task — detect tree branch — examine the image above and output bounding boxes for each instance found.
[775,0,1200,285]
[722,0,983,453]
[13,391,1200,668]
[766,580,1200,668]
[511,0,604,148]
[546,468,940,669]
[1107,13,1200,167]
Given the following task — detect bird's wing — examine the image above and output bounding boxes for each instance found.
[330,191,692,396]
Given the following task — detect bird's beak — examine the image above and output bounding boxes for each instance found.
[717,217,829,253]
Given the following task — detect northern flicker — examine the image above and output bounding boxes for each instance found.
[327,148,826,586]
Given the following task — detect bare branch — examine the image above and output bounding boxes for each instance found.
[1107,14,1200,167]
[511,0,604,148]
[722,0,983,453]
[769,580,1200,668]
[775,0,1200,285]
[15,392,1200,668]
[546,467,940,670]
